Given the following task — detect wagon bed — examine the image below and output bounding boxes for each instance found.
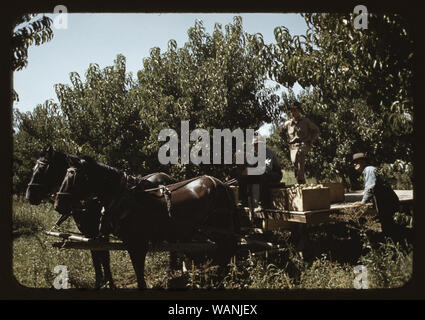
[45,190,413,255]
[254,189,413,226]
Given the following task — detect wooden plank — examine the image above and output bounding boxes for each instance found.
[344,190,413,203]
[257,209,307,223]
[259,208,332,215]
[52,239,276,254]
[46,230,220,252]
[304,211,331,224]
[258,208,334,224]
[256,206,348,225]
[393,190,413,202]
[330,202,373,210]
[52,241,126,251]
[45,231,92,242]
[240,227,264,234]
[52,241,218,252]
[262,219,293,230]
[284,212,307,223]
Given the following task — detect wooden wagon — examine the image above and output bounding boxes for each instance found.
[254,189,413,227]
[45,184,413,258]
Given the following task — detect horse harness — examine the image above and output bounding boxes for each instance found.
[27,159,60,205]
[142,175,217,220]
[27,159,50,189]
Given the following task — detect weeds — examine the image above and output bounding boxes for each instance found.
[12,197,413,290]
[358,237,413,288]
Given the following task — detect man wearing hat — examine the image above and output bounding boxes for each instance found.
[237,134,283,207]
[281,101,320,184]
[352,152,400,239]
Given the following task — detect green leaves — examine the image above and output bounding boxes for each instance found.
[267,13,413,187]
[13,14,412,193]
[12,14,54,72]
[135,17,279,179]
[14,17,281,190]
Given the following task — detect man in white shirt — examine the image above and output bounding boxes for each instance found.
[281,101,320,184]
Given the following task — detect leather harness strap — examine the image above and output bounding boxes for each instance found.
[143,176,203,193]
[159,185,173,219]
[143,176,213,219]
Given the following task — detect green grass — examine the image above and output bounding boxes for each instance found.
[12,196,412,290]
[12,196,135,289]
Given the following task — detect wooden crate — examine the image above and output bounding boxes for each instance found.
[322,182,345,203]
[269,188,288,210]
[262,218,293,231]
[287,187,330,211]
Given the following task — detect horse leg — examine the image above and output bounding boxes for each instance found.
[216,235,237,267]
[169,252,180,271]
[90,250,104,289]
[127,242,148,289]
[99,250,116,289]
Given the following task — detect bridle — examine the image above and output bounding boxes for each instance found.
[26,159,59,203]
[55,167,88,200]
[27,159,50,188]
[54,167,91,226]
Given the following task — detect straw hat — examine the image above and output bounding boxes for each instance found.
[352,152,367,163]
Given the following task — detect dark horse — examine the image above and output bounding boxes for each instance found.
[26,146,175,289]
[54,156,239,289]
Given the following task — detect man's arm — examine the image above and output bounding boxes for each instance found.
[280,122,288,140]
[361,167,376,203]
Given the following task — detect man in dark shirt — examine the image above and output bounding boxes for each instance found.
[352,152,400,240]
[237,135,283,207]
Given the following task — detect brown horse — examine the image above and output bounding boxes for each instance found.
[54,156,239,289]
[26,147,175,289]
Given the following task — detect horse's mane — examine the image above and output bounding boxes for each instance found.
[45,149,125,178]
[43,149,78,164]
[82,158,124,185]
[94,161,122,175]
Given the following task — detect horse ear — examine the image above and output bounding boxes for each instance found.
[81,155,96,164]
[42,145,54,158]
[66,155,83,168]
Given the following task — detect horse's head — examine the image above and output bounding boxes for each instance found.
[26,146,68,205]
[53,157,94,217]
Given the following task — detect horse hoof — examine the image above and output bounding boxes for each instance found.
[137,282,148,290]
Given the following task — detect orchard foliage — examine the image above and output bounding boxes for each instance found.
[13,17,279,192]
[12,14,54,101]
[12,14,53,72]
[13,101,66,193]
[267,13,413,187]
[12,14,413,193]
[132,16,279,179]
[54,55,149,173]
